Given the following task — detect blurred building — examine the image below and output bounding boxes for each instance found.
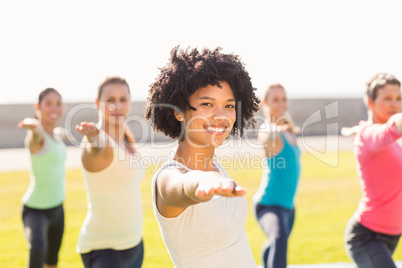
[0,99,367,149]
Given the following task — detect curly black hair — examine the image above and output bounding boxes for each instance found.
[145,46,260,139]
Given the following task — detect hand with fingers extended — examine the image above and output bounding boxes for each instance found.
[76,122,100,138]
[277,124,291,132]
[17,118,42,130]
[193,172,247,202]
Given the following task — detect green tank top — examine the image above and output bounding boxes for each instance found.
[22,131,66,209]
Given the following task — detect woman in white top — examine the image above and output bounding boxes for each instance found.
[76,77,143,268]
[145,46,260,268]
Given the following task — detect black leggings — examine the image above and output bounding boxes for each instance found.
[81,240,144,268]
[22,204,64,268]
[344,218,401,268]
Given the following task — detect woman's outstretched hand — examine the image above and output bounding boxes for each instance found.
[76,122,100,137]
[194,172,247,202]
[18,118,41,130]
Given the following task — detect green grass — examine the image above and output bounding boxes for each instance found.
[2,151,402,267]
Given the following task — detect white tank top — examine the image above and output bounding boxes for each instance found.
[152,159,257,268]
[77,134,143,253]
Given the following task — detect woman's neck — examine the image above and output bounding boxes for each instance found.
[41,122,56,137]
[101,123,125,142]
[368,112,385,124]
[175,141,215,171]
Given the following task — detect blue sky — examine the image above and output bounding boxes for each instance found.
[1,0,401,104]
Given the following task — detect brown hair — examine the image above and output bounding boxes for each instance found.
[97,76,136,152]
[366,73,401,102]
[38,88,61,104]
[35,88,62,119]
[98,77,130,100]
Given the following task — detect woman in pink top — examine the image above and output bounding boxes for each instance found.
[344,73,402,268]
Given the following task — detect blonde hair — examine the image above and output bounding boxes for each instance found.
[263,84,300,134]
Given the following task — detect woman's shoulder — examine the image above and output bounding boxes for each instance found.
[281,131,298,147]
[154,160,188,179]
[53,127,69,141]
[212,158,230,178]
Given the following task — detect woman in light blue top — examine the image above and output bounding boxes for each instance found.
[252,84,301,268]
[18,88,67,268]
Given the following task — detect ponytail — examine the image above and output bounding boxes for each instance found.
[124,126,136,153]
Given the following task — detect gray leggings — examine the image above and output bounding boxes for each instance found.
[344,218,401,268]
[22,204,64,268]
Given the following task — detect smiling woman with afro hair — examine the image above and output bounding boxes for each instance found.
[146,46,260,268]
[145,46,260,139]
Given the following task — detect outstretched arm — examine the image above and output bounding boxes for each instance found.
[394,113,402,132]
[156,168,246,218]
[361,113,402,152]
[341,125,361,137]
[76,122,103,155]
[17,118,45,154]
[76,122,114,172]
[258,122,289,156]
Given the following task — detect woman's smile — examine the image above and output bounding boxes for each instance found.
[204,125,227,135]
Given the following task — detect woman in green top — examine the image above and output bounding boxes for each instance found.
[18,88,67,268]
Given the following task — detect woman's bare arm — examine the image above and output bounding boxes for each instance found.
[156,168,246,218]
[17,118,45,154]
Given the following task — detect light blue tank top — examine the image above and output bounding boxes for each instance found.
[22,132,66,209]
[253,133,301,209]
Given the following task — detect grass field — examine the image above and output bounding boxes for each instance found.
[2,151,402,267]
